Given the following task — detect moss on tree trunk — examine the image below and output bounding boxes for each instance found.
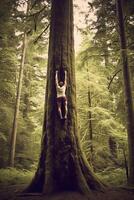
[25,0,104,196]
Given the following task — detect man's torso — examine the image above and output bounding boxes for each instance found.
[56,85,66,97]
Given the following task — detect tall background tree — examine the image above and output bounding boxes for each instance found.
[0,0,19,167]
[116,0,134,185]
[0,0,49,168]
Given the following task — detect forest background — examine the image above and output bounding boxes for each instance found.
[0,0,134,189]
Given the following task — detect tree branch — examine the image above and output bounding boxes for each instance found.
[108,69,122,89]
[33,24,50,44]
[29,6,46,17]
[12,6,47,19]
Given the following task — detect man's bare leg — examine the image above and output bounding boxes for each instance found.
[64,101,68,119]
[58,107,63,119]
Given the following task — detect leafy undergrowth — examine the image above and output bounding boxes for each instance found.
[96,167,127,186]
[0,167,127,187]
[0,168,34,186]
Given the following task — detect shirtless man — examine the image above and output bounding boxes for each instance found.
[55,70,67,119]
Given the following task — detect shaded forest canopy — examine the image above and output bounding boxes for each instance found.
[0,0,134,197]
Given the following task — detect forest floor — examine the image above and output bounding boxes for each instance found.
[0,168,134,200]
[0,184,134,200]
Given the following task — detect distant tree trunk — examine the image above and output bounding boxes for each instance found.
[87,86,95,171]
[103,39,109,67]
[23,65,31,119]
[116,0,134,185]
[108,136,117,158]
[9,33,27,167]
[25,0,104,197]
[102,20,109,68]
[87,70,93,163]
[88,88,93,155]
[122,148,129,181]
[0,0,17,168]
[101,1,109,67]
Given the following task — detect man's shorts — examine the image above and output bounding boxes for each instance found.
[57,96,67,107]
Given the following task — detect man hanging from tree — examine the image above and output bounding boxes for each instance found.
[55,70,67,120]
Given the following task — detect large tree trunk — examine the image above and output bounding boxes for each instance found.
[9,33,27,167]
[25,0,104,196]
[116,0,134,185]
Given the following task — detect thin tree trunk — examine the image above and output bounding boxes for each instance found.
[87,72,93,163]
[103,22,109,68]
[88,88,93,153]
[101,1,109,67]
[108,136,117,158]
[116,0,134,185]
[103,40,109,67]
[87,69,94,169]
[122,148,129,182]
[9,33,27,167]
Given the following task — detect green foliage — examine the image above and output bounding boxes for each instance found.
[0,0,50,168]
[74,0,134,176]
[96,168,127,186]
[76,33,127,171]
[0,168,34,186]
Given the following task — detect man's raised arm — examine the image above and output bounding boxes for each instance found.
[64,70,67,87]
[55,70,59,87]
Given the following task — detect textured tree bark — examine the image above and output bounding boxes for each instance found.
[25,0,104,196]
[116,0,134,185]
